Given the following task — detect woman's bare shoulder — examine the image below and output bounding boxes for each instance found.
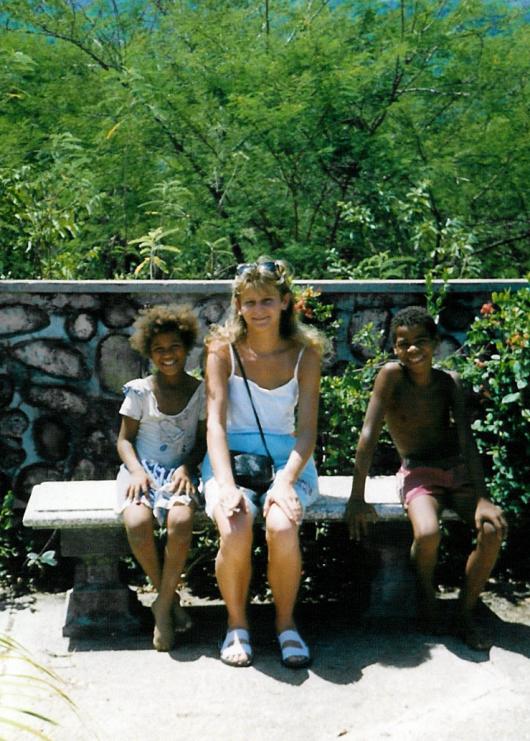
[299,342,321,361]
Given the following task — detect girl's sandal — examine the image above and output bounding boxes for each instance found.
[220,628,253,667]
[277,629,312,669]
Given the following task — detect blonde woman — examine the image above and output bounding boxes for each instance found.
[203,258,328,668]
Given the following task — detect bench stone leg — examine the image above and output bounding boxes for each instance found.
[61,529,148,638]
[365,521,417,619]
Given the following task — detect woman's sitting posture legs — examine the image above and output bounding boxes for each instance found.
[215,506,255,666]
[266,503,310,667]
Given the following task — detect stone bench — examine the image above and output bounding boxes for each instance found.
[24,475,449,637]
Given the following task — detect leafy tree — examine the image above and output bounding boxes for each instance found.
[1,1,528,278]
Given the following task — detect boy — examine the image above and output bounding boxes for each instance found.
[346,306,507,650]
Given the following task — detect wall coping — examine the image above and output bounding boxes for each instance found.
[0,279,527,295]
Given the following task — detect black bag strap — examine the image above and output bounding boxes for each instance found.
[231,344,274,464]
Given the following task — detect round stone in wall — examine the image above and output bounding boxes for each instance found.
[435,334,461,360]
[0,409,29,438]
[198,299,228,326]
[65,312,98,342]
[72,457,118,481]
[0,438,26,472]
[0,471,11,502]
[71,458,97,480]
[439,301,477,332]
[10,339,90,380]
[0,375,14,408]
[96,334,143,394]
[348,309,390,361]
[23,384,89,416]
[102,298,138,329]
[33,415,70,462]
[14,464,64,506]
[0,304,49,337]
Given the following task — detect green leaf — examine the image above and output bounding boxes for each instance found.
[501,392,520,405]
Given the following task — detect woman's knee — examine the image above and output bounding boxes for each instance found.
[217,513,254,555]
[266,509,299,551]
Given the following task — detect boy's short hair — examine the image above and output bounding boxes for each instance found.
[390,306,437,343]
[129,304,199,357]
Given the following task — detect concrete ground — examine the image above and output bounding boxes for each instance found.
[1,591,530,741]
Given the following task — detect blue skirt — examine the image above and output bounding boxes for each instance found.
[201,432,319,491]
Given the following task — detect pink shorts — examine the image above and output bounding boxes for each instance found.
[398,461,474,509]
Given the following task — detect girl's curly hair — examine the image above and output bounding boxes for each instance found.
[129,304,199,357]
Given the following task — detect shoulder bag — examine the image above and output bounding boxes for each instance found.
[229,344,276,493]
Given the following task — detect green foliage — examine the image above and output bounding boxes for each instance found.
[317,324,394,475]
[451,288,530,523]
[127,227,182,279]
[0,493,57,592]
[0,135,105,279]
[1,1,528,278]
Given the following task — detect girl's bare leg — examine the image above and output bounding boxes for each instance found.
[151,504,194,646]
[123,503,161,588]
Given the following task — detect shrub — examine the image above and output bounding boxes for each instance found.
[452,288,530,524]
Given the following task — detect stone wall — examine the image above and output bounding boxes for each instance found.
[0,279,526,507]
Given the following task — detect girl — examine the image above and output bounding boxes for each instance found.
[116,304,206,651]
[202,258,328,668]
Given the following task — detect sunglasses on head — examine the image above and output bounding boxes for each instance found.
[235,261,284,281]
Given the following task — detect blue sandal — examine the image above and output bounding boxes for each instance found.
[220,628,253,667]
[278,629,311,669]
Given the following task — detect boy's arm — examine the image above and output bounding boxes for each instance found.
[346,365,395,540]
[450,371,507,537]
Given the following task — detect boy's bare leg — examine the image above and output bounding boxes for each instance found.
[407,495,444,631]
[453,497,503,649]
[151,504,194,649]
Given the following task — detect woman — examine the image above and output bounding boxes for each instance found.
[202,258,327,668]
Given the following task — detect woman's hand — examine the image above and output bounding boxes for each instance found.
[170,465,196,497]
[264,478,303,525]
[219,482,246,518]
[125,468,152,503]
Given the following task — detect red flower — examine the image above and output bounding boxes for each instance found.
[480,303,494,315]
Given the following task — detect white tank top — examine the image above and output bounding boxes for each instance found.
[226,344,305,435]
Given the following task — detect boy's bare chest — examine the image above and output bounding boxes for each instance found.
[387,382,451,427]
